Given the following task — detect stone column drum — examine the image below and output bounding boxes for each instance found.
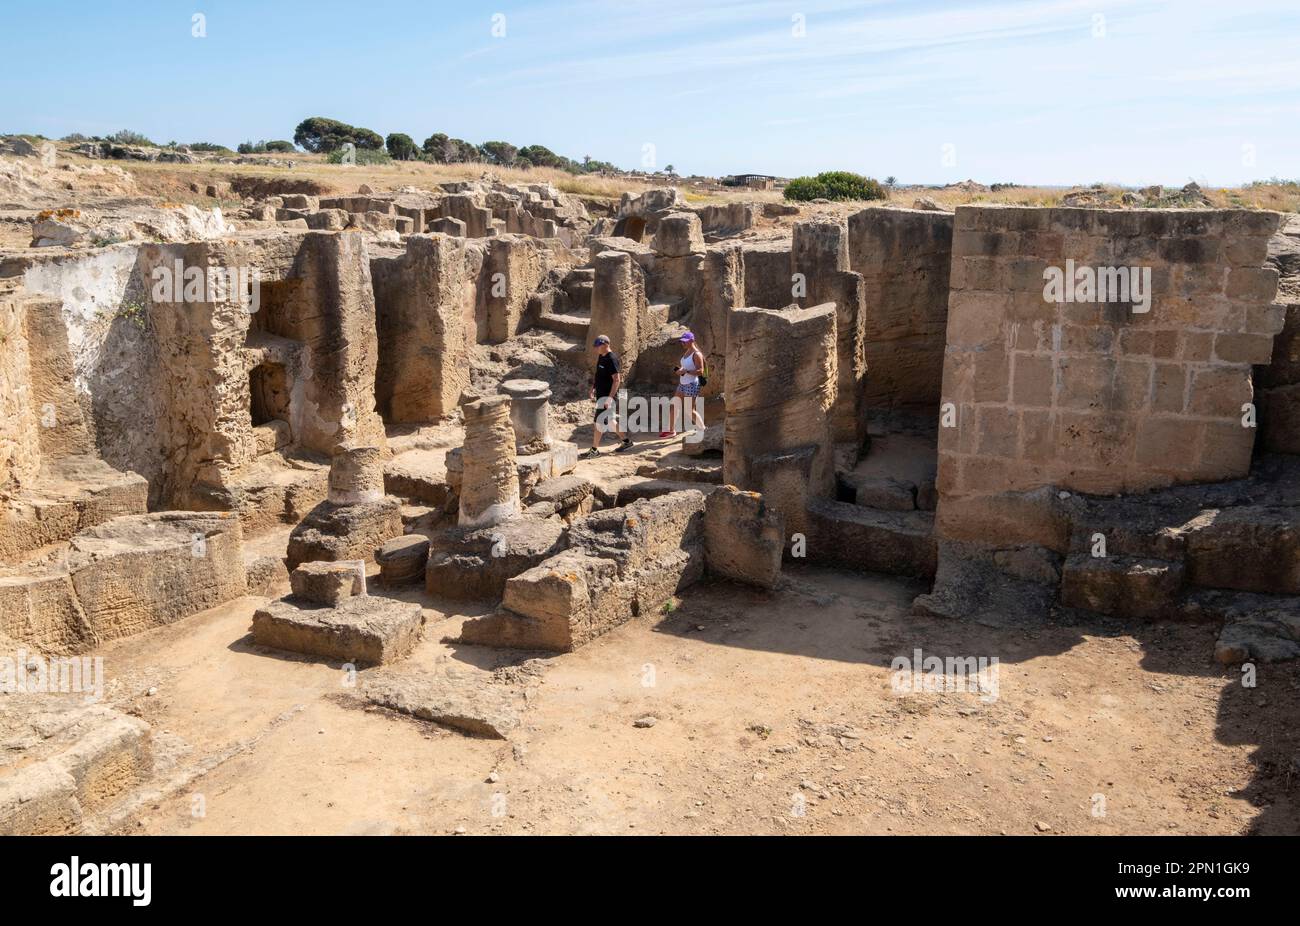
[458,395,521,528]
[498,379,552,453]
[327,443,385,505]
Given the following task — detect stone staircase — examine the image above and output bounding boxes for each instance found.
[537,306,590,339]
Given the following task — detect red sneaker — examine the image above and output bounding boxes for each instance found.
[658,431,674,438]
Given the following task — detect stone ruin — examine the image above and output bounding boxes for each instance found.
[2,174,1299,832]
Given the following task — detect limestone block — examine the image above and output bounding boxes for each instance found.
[1184,507,1300,595]
[682,423,723,457]
[290,559,367,605]
[843,474,916,511]
[1059,553,1185,619]
[0,703,151,835]
[652,212,705,257]
[430,216,467,236]
[376,534,430,585]
[286,498,403,568]
[66,512,247,643]
[704,485,784,589]
[742,239,795,308]
[723,304,838,529]
[425,516,567,600]
[528,474,593,512]
[806,498,936,577]
[590,250,647,371]
[459,490,707,651]
[252,596,424,666]
[792,219,849,296]
[372,233,473,423]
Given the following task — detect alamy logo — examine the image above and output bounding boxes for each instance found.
[596,391,705,443]
[50,857,151,906]
[1043,260,1151,313]
[151,260,261,314]
[0,649,104,702]
[891,648,1000,702]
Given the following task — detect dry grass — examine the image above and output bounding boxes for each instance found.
[58,142,1300,214]
[113,151,664,205]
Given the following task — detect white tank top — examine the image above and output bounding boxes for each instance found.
[679,350,700,386]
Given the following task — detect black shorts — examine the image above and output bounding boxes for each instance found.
[594,396,616,426]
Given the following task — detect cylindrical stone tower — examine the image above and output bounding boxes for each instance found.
[458,395,521,528]
[327,443,385,505]
[498,378,552,453]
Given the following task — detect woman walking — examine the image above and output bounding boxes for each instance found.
[660,331,707,438]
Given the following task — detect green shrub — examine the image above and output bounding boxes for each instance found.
[237,139,297,154]
[783,171,885,202]
[782,176,824,201]
[106,129,154,147]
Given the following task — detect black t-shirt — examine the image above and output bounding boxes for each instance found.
[594,351,621,398]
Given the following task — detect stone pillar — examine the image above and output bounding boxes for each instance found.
[724,304,837,534]
[793,220,848,303]
[793,221,863,448]
[590,250,646,373]
[482,235,549,344]
[690,246,743,398]
[327,443,385,505]
[651,213,706,310]
[652,212,705,257]
[822,270,868,447]
[372,234,472,424]
[458,395,521,528]
[498,379,552,453]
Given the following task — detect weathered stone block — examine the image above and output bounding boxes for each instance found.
[724,304,837,529]
[425,517,567,600]
[290,559,366,605]
[1185,507,1300,595]
[806,498,936,577]
[842,474,916,510]
[376,534,430,585]
[1059,553,1185,619]
[459,491,706,651]
[0,703,151,835]
[704,485,784,588]
[252,595,424,666]
[286,498,403,568]
[66,512,247,644]
[652,212,705,257]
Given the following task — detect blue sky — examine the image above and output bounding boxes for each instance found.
[1,0,1297,185]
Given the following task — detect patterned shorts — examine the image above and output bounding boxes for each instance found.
[679,382,701,398]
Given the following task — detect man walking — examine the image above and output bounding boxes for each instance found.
[584,334,633,458]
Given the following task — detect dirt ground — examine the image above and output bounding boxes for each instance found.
[80,419,1300,837]
[91,558,1300,836]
